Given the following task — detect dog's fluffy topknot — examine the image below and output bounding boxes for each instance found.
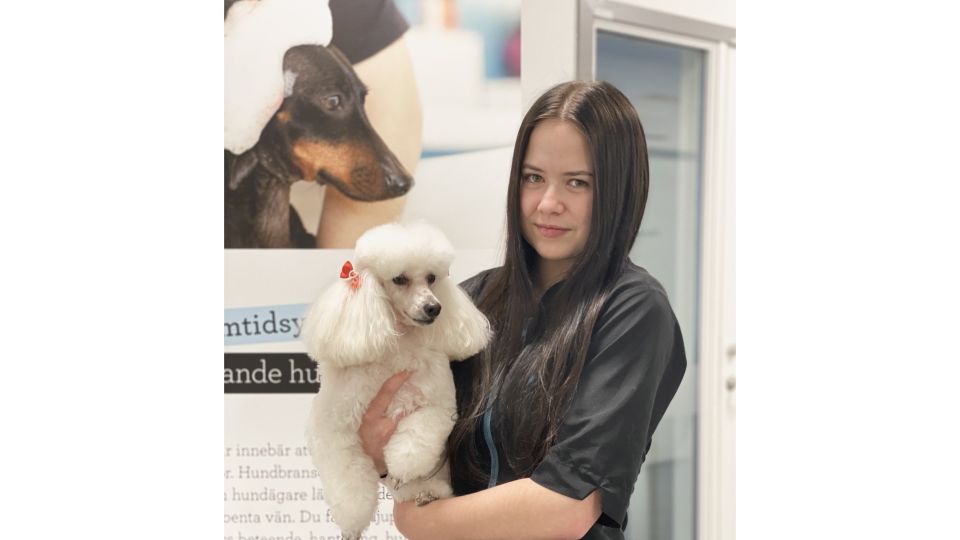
[354,222,455,280]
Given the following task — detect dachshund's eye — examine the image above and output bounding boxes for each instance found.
[321,94,342,112]
[426,274,436,285]
[392,275,408,286]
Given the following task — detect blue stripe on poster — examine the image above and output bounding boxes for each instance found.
[224,304,310,346]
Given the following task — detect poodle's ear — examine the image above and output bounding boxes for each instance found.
[302,270,398,368]
[425,276,492,360]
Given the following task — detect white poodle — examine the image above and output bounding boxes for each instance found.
[302,222,491,540]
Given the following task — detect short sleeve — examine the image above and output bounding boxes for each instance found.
[530,285,687,529]
[329,0,410,64]
[458,268,496,302]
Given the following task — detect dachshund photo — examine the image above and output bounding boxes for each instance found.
[224,0,413,248]
[302,222,491,540]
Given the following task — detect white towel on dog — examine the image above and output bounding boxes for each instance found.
[224,0,332,155]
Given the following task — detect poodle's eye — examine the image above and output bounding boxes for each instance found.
[392,275,408,286]
[426,274,436,285]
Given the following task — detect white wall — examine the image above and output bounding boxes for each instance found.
[616,0,735,29]
[520,0,578,110]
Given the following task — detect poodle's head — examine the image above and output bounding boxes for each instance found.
[354,222,454,328]
[302,222,492,368]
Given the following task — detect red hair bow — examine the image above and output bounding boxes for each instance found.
[340,261,361,290]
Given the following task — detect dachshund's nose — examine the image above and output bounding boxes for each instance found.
[424,302,441,319]
[381,159,413,194]
[386,172,411,192]
[386,172,401,188]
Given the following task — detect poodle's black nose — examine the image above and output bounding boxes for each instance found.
[424,302,441,319]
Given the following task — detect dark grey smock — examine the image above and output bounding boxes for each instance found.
[452,261,687,539]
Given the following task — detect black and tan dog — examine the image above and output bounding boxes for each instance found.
[225,44,413,248]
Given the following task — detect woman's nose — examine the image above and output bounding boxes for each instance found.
[537,185,564,214]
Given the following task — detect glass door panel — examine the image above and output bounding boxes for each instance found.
[596,29,704,540]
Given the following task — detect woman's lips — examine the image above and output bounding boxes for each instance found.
[537,225,569,238]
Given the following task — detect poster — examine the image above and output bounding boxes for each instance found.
[224,1,521,537]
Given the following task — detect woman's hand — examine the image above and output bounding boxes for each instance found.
[359,370,417,476]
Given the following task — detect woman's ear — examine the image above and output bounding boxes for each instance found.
[302,270,398,368]
[425,276,492,360]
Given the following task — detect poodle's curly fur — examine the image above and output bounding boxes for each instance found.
[303,222,491,540]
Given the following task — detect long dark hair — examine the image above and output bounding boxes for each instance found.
[448,80,650,486]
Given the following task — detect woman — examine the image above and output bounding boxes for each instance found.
[361,80,687,539]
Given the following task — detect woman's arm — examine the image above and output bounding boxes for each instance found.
[393,479,601,540]
[359,374,599,540]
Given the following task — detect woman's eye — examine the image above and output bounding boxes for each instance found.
[321,95,342,111]
[523,173,543,183]
[569,178,590,189]
[392,275,408,286]
[426,274,436,284]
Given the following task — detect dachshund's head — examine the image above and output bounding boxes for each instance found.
[302,223,492,369]
[227,44,413,201]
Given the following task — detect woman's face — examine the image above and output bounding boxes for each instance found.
[520,119,594,276]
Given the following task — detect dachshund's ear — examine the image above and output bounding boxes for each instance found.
[225,148,259,191]
[425,277,492,360]
[302,271,398,368]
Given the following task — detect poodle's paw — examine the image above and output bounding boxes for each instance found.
[390,475,405,492]
[384,446,442,484]
[390,474,453,504]
[335,521,369,540]
[415,491,439,507]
